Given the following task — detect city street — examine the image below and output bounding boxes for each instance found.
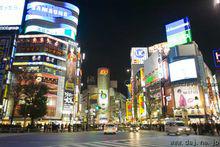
[0,131,220,147]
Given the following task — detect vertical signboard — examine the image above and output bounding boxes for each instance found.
[0,36,13,105]
[63,46,77,114]
[98,89,109,123]
[126,100,132,122]
[138,94,146,118]
[165,17,192,48]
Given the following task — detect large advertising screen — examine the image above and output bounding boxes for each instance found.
[169,58,197,82]
[0,0,25,28]
[173,85,200,108]
[165,17,192,48]
[25,0,79,40]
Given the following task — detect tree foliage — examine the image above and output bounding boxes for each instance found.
[19,82,48,125]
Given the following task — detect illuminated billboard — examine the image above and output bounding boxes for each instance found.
[131,47,148,64]
[144,51,163,86]
[165,17,192,48]
[63,46,77,114]
[25,0,79,40]
[173,85,200,108]
[98,89,109,123]
[0,0,25,29]
[126,100,132,121]
[213,49,220,68]
[169,58,197,82]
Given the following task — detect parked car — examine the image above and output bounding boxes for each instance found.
[104,124,117,134]
[165,121,191,135]
[129,124,140,132]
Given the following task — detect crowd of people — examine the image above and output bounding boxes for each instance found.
[42,123,92,133]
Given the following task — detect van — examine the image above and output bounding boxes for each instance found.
[165,120,191,135]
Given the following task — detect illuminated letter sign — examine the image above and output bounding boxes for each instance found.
[165,17,192,48]
[213,49,220,68]
[25,0,79,40]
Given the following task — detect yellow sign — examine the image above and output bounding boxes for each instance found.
[138,95,145,116]
[126,100,132,121]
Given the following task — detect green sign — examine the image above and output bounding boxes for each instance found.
[167,30,192,48]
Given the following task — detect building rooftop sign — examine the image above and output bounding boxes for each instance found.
[165,17,192,48]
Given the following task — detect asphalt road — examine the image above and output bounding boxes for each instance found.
[0,131,220,147]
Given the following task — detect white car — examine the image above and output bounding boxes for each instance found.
[165,121,191,135]
[104,124,117,134]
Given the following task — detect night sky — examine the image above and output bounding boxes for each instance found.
[65,0,220,95]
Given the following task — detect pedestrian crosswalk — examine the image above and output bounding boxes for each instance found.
[45,139,170,147]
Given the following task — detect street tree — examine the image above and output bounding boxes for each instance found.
[19,82,48,126]
[145,87,159,130]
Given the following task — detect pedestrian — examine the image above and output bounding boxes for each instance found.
[192,123,197,135]
[61,124,64,133]
[68,123,71,132]
[216,123,220,136]
[44,123,47,133]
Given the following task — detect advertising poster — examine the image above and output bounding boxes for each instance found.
[63,47,77,114]
[98,89,109,123]
[25,0,79,40]
[174,85,200,108]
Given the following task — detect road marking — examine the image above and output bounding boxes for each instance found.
[43,139,169,147]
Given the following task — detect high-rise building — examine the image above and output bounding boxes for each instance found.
[3,0,82,124]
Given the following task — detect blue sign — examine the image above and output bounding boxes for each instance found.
[135,49,145,58]
[213,49,220,68]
